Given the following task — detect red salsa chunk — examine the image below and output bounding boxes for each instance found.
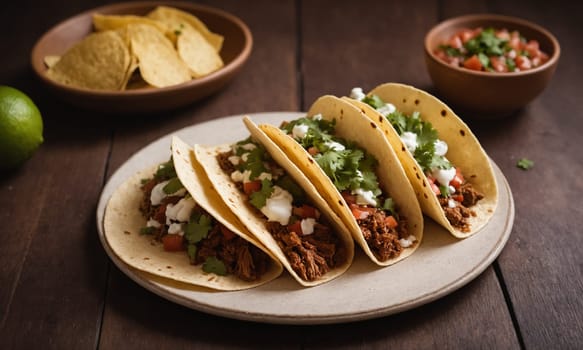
[434,27,549,72]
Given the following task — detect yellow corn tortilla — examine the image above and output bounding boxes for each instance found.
[194,117,355,287]
[102,136,283,291]
[344,82,498,238]
[257,96,424,266]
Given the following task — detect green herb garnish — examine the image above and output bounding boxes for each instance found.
[184,213,212,243]
[249,179,274,210]
[517,158,534,170]
[202,256,227,275]
[162,177,184,194]
[140,226,156,235]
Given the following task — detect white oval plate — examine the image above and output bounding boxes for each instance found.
[96,112,514,325]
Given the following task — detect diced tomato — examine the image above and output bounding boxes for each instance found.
[307,146,319,156]
[220,225,236,240]
[515,55,532,70]
[342,191,357,205]
[490,56,508,72]
[450,168,465,189]
[350,204,375,220]
[287,220,303,235]
[524,40,540,58]
[463,55,483,71]
[293,204,319,219]
[509,31,522,51]
[495,29,510,40]
[452,194,464,203]
[162,234,184,251]
[243,180,261,195]
[426,175,442,196]
[384,215,398,229]
[448,35,463,49]
[458,28,477,43]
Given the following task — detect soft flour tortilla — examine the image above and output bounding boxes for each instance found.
[258,96,424,266]
[344,82,498,238]
[194,117,355,287]
[102,137,283,291]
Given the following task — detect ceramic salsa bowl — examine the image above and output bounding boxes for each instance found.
[424,14,560,118]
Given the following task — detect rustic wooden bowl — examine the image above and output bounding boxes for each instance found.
[31,1,252,114]
[424,14,560,118]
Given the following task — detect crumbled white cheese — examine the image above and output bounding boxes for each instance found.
[150,180,170,206]
[150,180,186,206]
[167,223,184,236]
[257,172,273,181]
[241,152,249,162]
[434,139,448,156]
[231,169,252,183]
[352,188,377,206]
[447,199,457,208]
[400,131,418,153]
[312,114,322,121]
[350,87,366,101]
[432,167,456,186]
[399,235,417,248]
[240,143,256,151]
[228,155,241,165]
[260,186,293,225]
[292,123,309,139]
[146,218,161,228]
[300,218,317,236]
[166,197,196,223]
[376,103,396,116]
[324,141,345,151]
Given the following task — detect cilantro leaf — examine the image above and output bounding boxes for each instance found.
[517,158,534,170]
[154,158,176,180]
[162,177,184,194]
[249,179,274,210]
[184,213,213,244]
[139,226,156,235]
[362,95,385,109]
[187,244,197,263]
[275,175,306,204]
[202,256,227,276]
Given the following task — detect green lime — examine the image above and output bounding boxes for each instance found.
[0,86,44,170]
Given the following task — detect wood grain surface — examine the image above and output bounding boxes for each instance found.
[0,0,581,349]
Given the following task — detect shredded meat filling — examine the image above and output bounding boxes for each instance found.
[140,173,270,282]
[266,222,345,281]
[196,226,269,282]
[357,210,408,261]
[439,182,484,232]
[218,151,347,282]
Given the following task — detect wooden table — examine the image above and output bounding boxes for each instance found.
[1,0,581,348]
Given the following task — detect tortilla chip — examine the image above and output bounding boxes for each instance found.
[177,25,224,78]
[126,23,191,88]
[46,30,130,90]
[92,13,169,34]
[147,5,224,51]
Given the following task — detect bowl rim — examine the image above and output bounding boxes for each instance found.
[30,0,253,97]
[424,13,561,78]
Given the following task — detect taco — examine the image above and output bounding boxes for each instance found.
[102,136,283,291]
[257,96,424,266]
[194,117,354,287]
[345,83,498,238]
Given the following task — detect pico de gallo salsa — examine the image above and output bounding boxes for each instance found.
[434,27,549,72]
